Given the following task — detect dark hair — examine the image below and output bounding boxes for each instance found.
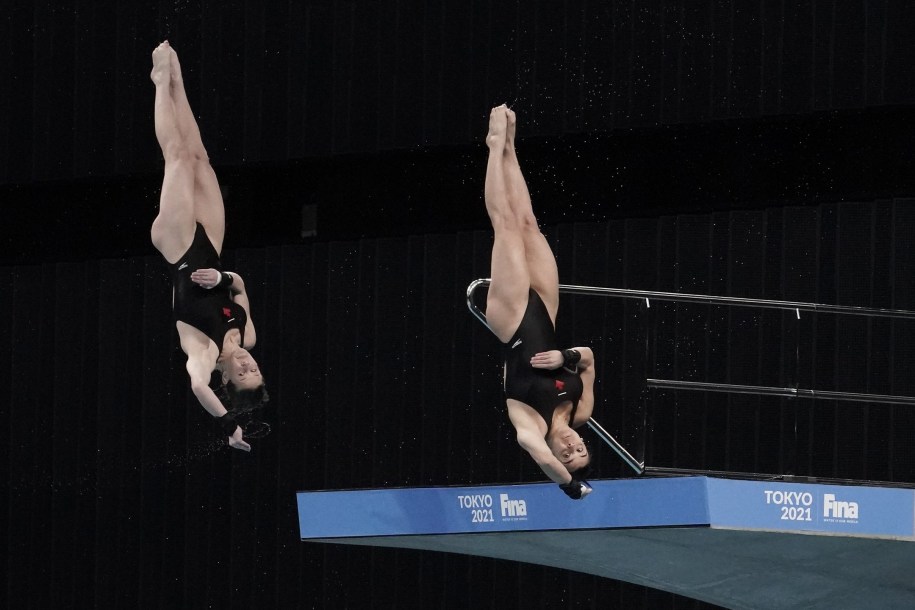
[569,462,594,481]
[220,380,270,415]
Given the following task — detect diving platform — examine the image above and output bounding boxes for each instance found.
[297,476,915,609]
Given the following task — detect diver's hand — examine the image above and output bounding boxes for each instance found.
[559,479,592,500]
[531,350,563,370]
[228,426,251,452]
[191,268,222,289]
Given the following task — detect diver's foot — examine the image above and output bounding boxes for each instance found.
[150,41,172,87]
[486,104,508,150]
[169,46,185,91]
[505,107,517,145]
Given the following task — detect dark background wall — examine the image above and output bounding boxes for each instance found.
[6,0,915,184]
[4,1,915,608]
[5,0,915,265]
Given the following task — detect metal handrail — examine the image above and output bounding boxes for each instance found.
[647,379,915,406]
[587,418,644,474]
[466,278,915,322]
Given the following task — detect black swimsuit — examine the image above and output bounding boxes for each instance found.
[168,223,247,348]
[502,289,582,430]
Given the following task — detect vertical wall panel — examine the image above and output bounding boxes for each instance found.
[657,1,682,124]
[418,3,444,146]
[865,201,895,481]
[372,2,399,150]
[94,260,134,607]
[370,238,411,488]
[18,265,56,608]
[678,1,715,123]
[458,230,492,483]
[329,2,356,154]
[603,219,648,473]
[883,2,915,104]
[137,256,171,609]
[349,3,383,152]
[834,203,874,480]
[651,216,678,467]
[557,0,584,133]
[864,0,888,105]
[400,235,428,486]
[810,204,838,476]
[113,3,149,173]
[890,199,915,482]
[241,0,268,159]
[708,0,734,119]
[527,3,565,136]
[704,211,732,470]
[419,233,459,485]
[672,214,714,470]
[262,2,293,163]
[33,1,75,181]
[812,0,835,111]
[780,1,815,115]
[0,9,11,179]
[729,1,763,117]
[283,0,308,160]
[5,268,25,607]
[74,0,119,177]
[724,211,767,473]
[269,245,311,603]
[390,0,426,149]
[831,1,867,108]
[0,269,10,610]
[629,0,663,127]
[607,0,632,127]
[27,267,48,605]
[625,217,662,465]
[50,263,89,607]
[760,0,784,115]
[439,0,477,143]
[303,4,335,156]
[762,209,796,475]
[781,206,818,475]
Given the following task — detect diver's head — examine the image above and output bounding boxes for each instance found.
[221,347,262,390]
[219,347,268,414]
[547,427,591,475]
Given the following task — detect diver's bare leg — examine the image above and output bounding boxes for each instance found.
[150,41,196,264]
[485,105,531,343]
[503,108,559,322]
[168,47,226,253]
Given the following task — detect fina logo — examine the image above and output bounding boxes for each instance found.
[823,493,859,521]
[499,493,528,520]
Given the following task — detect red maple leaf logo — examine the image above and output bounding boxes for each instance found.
[555,380,565,391]
[223,307,232,317]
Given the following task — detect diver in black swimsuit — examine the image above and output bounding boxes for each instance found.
[482,105,596,499]
[150,41,267,451]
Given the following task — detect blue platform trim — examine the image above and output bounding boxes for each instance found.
[296,477,915,541]
[707,478,915,538]
[297,478,709,539]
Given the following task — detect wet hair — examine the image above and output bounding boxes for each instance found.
[568,462,593,481]
[219,380,270,415]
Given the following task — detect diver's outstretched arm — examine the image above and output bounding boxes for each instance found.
[186,354,252,452]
